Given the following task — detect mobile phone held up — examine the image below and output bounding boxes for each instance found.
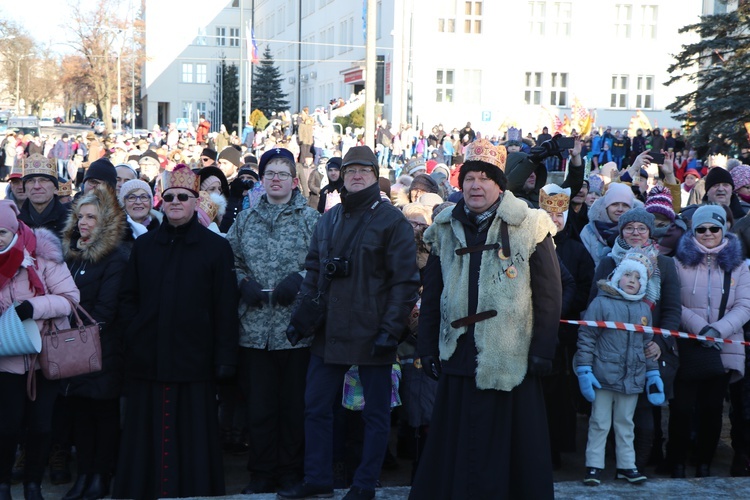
[557,136,575,150]
[649,152,665,165]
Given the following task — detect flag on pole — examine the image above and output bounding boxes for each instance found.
[246,25,260,64]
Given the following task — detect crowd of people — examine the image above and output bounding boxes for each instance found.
[0,113,750,500]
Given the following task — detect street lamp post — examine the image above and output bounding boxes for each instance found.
[15,54,31,115]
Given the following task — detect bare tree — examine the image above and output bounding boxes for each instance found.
[0,19,37,112]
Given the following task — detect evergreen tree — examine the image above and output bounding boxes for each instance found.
[221,59,240,133]
[666,2,750,154]
[251,46,289,116]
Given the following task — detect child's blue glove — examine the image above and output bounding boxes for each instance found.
[645,369,665,406]
[576,366,601,403]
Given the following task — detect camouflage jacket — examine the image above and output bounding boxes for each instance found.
[226,190,321,349]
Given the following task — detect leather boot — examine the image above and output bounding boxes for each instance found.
[23,482,43,500]
[633,428,653,472]
[82,474,110,500]
[0,483,11,500]
[62,474,89,500]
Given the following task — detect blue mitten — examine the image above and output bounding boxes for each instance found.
[576,366,601,403]
[645,369,665,406]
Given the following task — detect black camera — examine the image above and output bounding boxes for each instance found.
[323,257,350,278]
[241,178,255,190]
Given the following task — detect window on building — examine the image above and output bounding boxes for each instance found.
[614,4,632,38]
[232,0,239,7]
[268,14,275,36]
[528,1,546,35]
[182,63,193,83]
[181,101,193,119]
[549,72,568,106]
[463,69,481,105]
[230,27,240,47]
[438,0,457,33]
[635,75,654,109]
[196,64,207,84]
[641,5,658,38]
[302,35,315,67]
[196,102,207,122]
[195,27,207,46]
[377,1,383,39]
[279,6,286,31]
[287,0,295,25]
[524,72,543,105]
[610,75,629,108]
[436,69,454,103]
[552,2,572,37]
[320,27,334,59]
[216,27,226,46]
[464,1,482,34]
[302,0,315,17]
[339,19,348,53]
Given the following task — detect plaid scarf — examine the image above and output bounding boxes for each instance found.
[464,195,503,233]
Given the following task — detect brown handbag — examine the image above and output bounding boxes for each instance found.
[38,300,102,380]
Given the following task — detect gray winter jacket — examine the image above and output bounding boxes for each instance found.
[575,288,658,395]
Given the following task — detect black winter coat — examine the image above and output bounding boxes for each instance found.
[301,182,420,365]
[118,214,239,382]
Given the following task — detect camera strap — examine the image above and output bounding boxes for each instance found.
[319,200,382,293]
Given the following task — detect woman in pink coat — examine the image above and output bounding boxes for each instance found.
[0,200,79,500]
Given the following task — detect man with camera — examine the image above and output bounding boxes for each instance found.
[278,146,420,500]
[226,148,320,494]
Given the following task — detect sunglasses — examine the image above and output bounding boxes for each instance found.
[695,226,721,234]
[162,193,195,203]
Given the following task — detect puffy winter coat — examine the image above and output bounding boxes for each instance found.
[576,290,657,395]
[675,232,750,381]
[0,228,80,374]
[61,186,128,398]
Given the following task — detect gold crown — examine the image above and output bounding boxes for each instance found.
[198,191,218,222]
[23,153,56,179]
[539,190,570,214]
[57,180,73,197]
[464,139,507,172]
[162,163,199,195]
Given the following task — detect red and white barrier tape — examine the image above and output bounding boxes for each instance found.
[560,319,750,347]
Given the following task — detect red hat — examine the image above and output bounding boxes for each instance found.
[684,169,701,179]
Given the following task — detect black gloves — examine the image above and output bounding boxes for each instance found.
[527,355,554,377]
[229,176,252,197]
[528,134,563,164]
[371,331,399,357]
[286,325,303,347]
[15,301,33,321]
[240,277,266,308]
[420,355,441,381]
[214,364,236,382]
[273,273,304,307]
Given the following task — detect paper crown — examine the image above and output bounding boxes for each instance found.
[539,186,571,214]
[464,139,507,172]
[506,127,522,143]
[23,154,56,180]
[57,180,73,197]
[162,163,199,195]
[197,191,219,222]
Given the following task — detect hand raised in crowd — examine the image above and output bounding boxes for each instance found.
[659,151,678,184]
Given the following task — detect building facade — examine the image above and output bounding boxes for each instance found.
[143,0,705,136]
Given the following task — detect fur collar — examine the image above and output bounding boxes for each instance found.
[432,190,532,228]
[33,227,65,264]
[62,186,126,263]
[675,231,743,272]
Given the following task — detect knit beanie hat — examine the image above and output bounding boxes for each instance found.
[731,165,750,190]
[610,251,653,300]
[691,205,727,235]
[0,200,20,234]
[704,167,734,192]
[84,158,118,189]
[603,182,634,208]
[618,207,655,237]
[201,147,217,162]
[644,185,675,222]
[684,169,701,180]
[410,174,439,196]
[119,179,154,205]
[217,146,242,168]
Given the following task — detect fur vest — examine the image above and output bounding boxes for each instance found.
[424,191,556,391]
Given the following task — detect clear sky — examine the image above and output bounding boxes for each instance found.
[2,0,136,54]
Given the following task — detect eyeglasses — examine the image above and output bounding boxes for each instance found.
[695,226,722,234]
[201,156,211,162]
[263,171,293,180]
[162,193,195,203]
[125,194,151,203]
[343,167,375,177]
[409,220,428,229]
[622,225,650,234]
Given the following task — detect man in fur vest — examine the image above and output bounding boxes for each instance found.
[410,139,562,499]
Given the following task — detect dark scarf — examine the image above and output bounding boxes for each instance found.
[464,195,502,233]
[593,219,620,247]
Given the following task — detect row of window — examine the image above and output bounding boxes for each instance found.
[522,72,655,109]
[181,101,208,123]
[437,1,484,34]
[181,63,208,84]
[527,1,658,38]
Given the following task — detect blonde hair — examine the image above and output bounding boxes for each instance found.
[402,202,433,225]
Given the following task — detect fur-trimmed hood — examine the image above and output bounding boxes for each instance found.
[32,227,65,264]
[676,231,744,272]
[62,186,126,263]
